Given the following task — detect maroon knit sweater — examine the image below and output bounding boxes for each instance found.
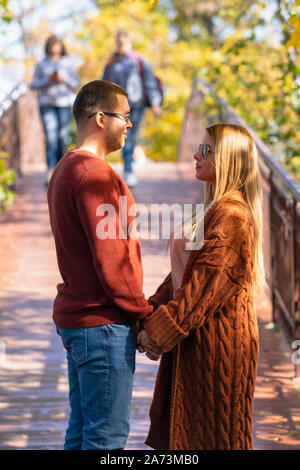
[47,150,153,328]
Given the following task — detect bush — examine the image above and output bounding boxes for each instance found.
[0,151,16,211]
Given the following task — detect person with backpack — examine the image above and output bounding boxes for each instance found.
[102,29,163,188]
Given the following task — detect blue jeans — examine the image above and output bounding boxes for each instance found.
[40,106,72,170]
[123,106,145,173]
[56,322,136,450]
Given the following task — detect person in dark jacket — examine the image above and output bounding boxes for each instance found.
[102,30,162,188]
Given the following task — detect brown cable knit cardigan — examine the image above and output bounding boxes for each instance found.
[143,192,259,450]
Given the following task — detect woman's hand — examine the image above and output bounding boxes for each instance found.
[145,342,162,361]
[137,329,151,348]
[137,329,162,361]
[48,72,65,83]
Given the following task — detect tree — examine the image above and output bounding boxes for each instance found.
[77,0,198,161]
[287,0,300,51]
[1,0,299,183]
[0,0,10,21]
[75,0,299,179]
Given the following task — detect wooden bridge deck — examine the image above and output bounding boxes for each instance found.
[0,158,299,450]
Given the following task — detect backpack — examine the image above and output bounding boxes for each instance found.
[134,53,164,107]
[105,52,164,107]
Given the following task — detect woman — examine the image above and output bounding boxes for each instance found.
[137,123,265,450]
[31,35,79,184]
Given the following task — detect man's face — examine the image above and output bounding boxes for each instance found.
[103,94,132,154]
[116,35,132,55]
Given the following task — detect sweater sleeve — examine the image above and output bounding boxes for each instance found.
[143,203,253,352]
[148,271,173,310]
[75,166,153,321]
[31,61,49,90]
[58,64,79,90]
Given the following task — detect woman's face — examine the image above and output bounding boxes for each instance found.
[193,131,216,186]
[49,40,63,57]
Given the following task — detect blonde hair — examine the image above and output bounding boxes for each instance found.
[205,123,266,291]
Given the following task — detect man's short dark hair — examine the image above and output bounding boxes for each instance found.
[116,29,131,40]
[72,80,128,126]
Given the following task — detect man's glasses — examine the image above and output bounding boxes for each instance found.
[197,144,215,159]
[88,111,131,124]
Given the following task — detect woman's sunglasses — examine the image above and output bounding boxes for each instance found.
[198,144,215,159]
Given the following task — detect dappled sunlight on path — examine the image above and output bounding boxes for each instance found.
[0,160,299,449]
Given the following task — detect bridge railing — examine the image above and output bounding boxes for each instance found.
[1,79,300,375]
[0,84,46,178]
[0,83,28,177]
[178,78,300,376]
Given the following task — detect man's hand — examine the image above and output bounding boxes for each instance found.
[151,104,162,118]
[137,329,162,361]
[134,321,145,353]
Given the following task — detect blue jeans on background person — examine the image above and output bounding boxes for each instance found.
[40,106,72,170]
[56,322,136,450]
[122,106,145,174]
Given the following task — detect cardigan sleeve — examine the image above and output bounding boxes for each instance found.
[143,202,253,352]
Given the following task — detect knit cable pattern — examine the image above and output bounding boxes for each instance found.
[144,196,259,450]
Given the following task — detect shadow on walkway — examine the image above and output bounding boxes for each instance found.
[0,161,299,450]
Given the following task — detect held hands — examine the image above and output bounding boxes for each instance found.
[137,329,162,361]
[49,72,65,83]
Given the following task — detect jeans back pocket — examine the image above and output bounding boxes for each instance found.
[57,327,87,366]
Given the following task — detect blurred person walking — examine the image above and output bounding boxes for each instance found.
[102,29,162,188]
[31,35,79,185]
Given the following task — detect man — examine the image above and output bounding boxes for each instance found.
[102,29,162,188]
[47,80,156,450]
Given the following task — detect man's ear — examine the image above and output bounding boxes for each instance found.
[95,112,105,129]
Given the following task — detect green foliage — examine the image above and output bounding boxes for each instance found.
[287,1,300,51]
[198,27,300,180]
[74,0,197,162]
[0,0,11,22]
[0,151,16,211]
